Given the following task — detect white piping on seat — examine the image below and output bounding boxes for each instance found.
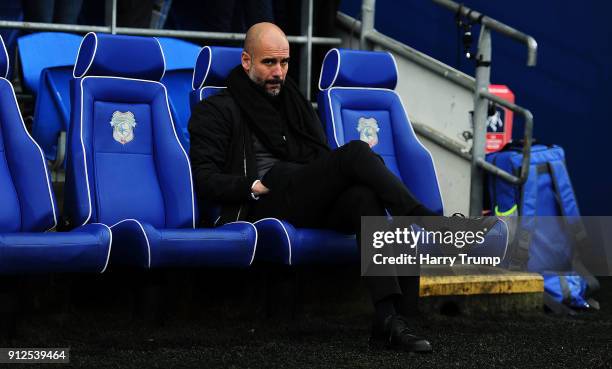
[192,46,213,90]
[224,220,258,266]
[318,48,340,91]
[110,218,151,268]
[2,78,58,231]
[0,35,9,79]
[386,51,399,90]
[73,32,98,78]
[153,37,167,81]
[253,217,292,265]
[78,76,196,228]
[199,86,226,101]
[92,222,113,273]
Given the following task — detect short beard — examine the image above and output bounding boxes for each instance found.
[248,69,283,97]
[266,85,282,97]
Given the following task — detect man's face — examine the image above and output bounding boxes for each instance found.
[242,34,290,96]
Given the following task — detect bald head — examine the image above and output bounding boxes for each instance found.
[244,22,288,56]
[241,22,290,96]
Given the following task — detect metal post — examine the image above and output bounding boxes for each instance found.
[469,25,491,217]
[111,0,117,34]
[299,0,314,99]
[105,0,117,34]
[360,0,376,50]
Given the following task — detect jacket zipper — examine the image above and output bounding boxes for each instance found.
[236,144,247,221]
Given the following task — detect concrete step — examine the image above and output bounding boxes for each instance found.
[419,266,544,314]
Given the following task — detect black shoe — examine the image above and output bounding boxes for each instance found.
[418,213,500,235]
[370,315,432,353]
[450,213,500,234]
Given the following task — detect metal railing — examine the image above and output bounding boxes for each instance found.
[337,11,477,92]
[0,0,342,98]
[434,0,537,67]
[433,0,536,216]
[354,0,537,216]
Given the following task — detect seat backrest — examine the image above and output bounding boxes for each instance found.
[157,37,201,149]
[31,65,74,162]
[17,32,82,94]
[64,33,196,229]
[19,33,80,163]
[317,48,444,214]
[190,46,242,109]
[0,35,58,233]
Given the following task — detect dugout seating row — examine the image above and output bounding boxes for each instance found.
[18,32,201,167]
[0,32,508,275]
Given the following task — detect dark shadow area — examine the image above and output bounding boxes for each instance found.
[0,270,610,368]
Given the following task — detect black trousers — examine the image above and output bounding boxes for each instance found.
[250,140,422,313]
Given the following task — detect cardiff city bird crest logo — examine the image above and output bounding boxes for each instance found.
[357,117,380,148]
[110,111,136,145]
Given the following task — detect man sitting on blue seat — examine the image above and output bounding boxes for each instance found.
[189,22,493,353]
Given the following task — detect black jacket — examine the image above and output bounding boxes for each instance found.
[188,90,260,226]
[189,78,330,227]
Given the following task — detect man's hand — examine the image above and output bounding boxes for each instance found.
[251,180,270,196]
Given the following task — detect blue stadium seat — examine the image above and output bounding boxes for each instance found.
[157,37,201,149]
[17,32,82,95]
[18,32,82,165]
[0,35,112,274]
[317,48,508,260]
[64,33,257,269]
[253,218,358,265]
[191,46,358,265]
[318,48,444,215]
[191,46,243,111]
[31,65,74,165]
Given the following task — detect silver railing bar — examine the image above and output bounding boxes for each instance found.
[411,121,472,161]
[0,20,342,45]
[336,12,476,91]
[432,0,538,66]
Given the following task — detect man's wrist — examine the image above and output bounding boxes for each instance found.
[250,180,260,200]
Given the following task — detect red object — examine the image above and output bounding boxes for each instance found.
[486,85,515,153]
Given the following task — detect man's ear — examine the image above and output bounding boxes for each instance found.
[241,51,251,72]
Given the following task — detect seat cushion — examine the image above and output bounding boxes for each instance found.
[254,218,358,265]
[109,219,257,268]
[0,223,112,274]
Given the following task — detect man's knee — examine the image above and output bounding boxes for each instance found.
[334,140,375,165]
[344,139,371,155]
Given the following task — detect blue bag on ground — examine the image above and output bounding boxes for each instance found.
[486,143,598,311]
